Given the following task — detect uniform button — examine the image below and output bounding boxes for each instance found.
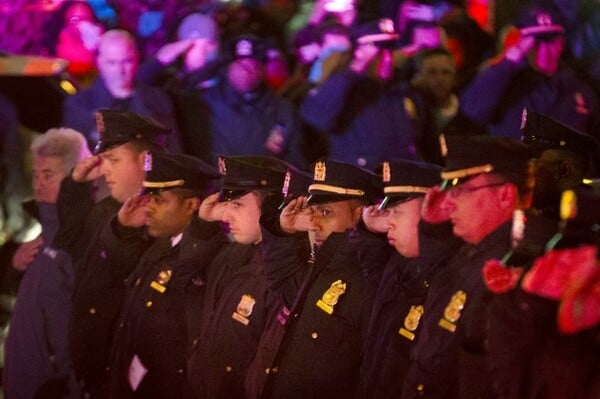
[88,308,96,314]
[177,369,184,374]
[135,278,141,286]
[225,366,232,373]
[192,339,199,346]
[119,322,125,328]
[311,332,318,339]
[265,368,270,375]
[357,157,367,167]
[272,367,279,374]
[146,301,153,308]
[417,384,424,392]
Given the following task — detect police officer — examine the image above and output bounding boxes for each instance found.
[520,107,599,219]
[401,136,535,398]
[300,19,425,169]
[460,6,600,141]
[55,110,170,398]
[354,159,461,399]
[246,159,379,399]
[187,155,289,399]
[103,151,222,398]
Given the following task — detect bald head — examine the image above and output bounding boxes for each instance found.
[97,30,139,98]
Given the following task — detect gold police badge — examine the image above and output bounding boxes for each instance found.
[232,294,256,326]
[399,305,424,341]
[316,280,346,315]
[438,290,467,333]
[382,161,391,183]
[150,269,172,294]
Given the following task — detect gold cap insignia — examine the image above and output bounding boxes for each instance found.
[316,280,346,315]
[382,161,391,183]
[144,152,153,172]
[314,161,326,182]
[439,134,448,158]
[282,170,291,197]
[379,18,395,33]
[232,294,256,326]
[438,290,466,332]
[399,305,424,341]
[218,157,227,175]
[236,39,253,57]
[520,108,528,130]
[95,112,105,134]
[403,98,417,119]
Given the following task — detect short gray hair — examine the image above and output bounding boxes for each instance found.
[30,128,91,174]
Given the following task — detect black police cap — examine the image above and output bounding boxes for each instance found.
[217,155,290,202]
[141,152,220,195]
[377,159,442,209]
[280,168,312,209]
[307,159,381,205]
[351,18,399,48]
[223,35,265,62]
[515,6,565,39]
[440,135,534,188]
[520,108,599,157]
[94,110,171,154]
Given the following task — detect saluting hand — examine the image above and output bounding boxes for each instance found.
[156,40,194,65]
[280,196,312,234]
[199,192,226,222]
[421,186,450,223]
[118,194,150,228]
[71,155,102,183]
[362,205,388,233]
[12,236,44,272]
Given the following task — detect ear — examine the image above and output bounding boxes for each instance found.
[184,197,201,216]
[352,204,364,225]
[557,159,574,181]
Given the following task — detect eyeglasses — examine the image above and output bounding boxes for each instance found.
[447,183,506,198]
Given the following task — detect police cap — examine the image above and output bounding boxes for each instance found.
[217,155,289,201]
[307,159,381,205]
[352,18,399,47]
[94,110,170,154]
[141,152,220,195]
[440,135,535,189]
[520,108,599,157]
[378,159,442,209]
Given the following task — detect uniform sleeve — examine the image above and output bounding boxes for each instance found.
[300,69,364,132]
[349,221,393,288]
[460,59,523,124]
[52,176,95,260]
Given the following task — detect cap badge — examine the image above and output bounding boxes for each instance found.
[438,290,466,332]
[316,280,346,315]
[560,189,577,221]
[399,305,424,341]
[379,18,394,33]
[150,269,172,294]
[439,134,448,158]
[232,294,256,326]
[536,12,552,26]
[314,161,326,182]
[282,170,291,197]
[95,112,105,134]
[520,108,528,130]
[236,39,253,57]
[382,161,391,183]
[218,157,227,175]
[144,152,153,172]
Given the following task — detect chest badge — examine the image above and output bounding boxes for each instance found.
[316,280,346,315]
[150,269,172,294]
[399,305,424,341]
[232,294,256,326]
[438,290,467,333]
